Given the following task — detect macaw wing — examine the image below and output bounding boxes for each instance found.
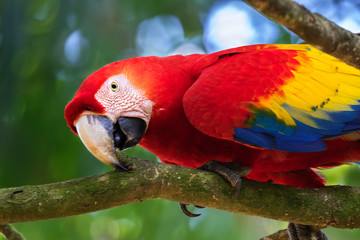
[183,44,360,152]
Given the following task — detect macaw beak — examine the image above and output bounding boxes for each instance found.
[75,115,146,170]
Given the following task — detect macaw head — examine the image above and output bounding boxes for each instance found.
[65,54,206,169]
[65,58,155,169]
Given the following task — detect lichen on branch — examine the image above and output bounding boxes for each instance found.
[0,151,359,229]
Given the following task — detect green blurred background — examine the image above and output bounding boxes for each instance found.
[1,0,360,239]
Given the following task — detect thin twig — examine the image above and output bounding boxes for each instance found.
[243,0,360,69]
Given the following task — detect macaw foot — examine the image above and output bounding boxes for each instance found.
[179,161,251,217]
[287,223,328,240]
[198,160,251,197]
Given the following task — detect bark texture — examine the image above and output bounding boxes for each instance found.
[244,0,360,69]
[1,151,360,230]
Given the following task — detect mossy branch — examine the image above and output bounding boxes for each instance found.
[1,151,360,230]
[243,0,360,69]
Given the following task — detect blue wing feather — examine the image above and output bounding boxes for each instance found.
[233,104,360,152]
[234,128,275,149]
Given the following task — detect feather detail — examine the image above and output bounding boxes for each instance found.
[183,44,360,152]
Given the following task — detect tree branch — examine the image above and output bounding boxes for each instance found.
[243,0,360,69]
[1,151,360,229]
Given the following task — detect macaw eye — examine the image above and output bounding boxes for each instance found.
[111,82,118,92]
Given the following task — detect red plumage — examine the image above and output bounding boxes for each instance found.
[65,44,360,188]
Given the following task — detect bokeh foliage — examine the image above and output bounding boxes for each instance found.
[1,0,360,239]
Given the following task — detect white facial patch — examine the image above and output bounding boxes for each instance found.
[95,74,153,126]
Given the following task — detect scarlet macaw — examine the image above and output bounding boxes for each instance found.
[65,44,360,239]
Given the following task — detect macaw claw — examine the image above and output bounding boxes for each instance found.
[178,161,251,218]
[197,160,251,197]
[179,203,202,218]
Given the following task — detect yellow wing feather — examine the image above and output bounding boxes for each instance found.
[258,44,360,131]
